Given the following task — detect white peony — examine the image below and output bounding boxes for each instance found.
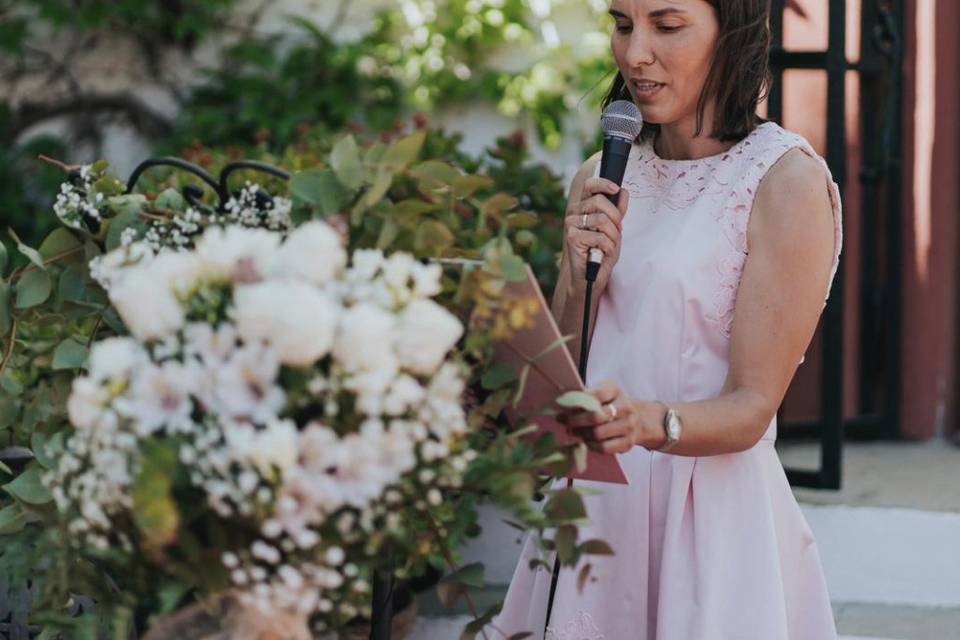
[108,262,186,342]
[273,221,346,286]
[394,299,463,375]
[150,250,204,297]
[115,361,195,435]
[195,225,281,282]
[232,281,339,367]
[333,303,397,373]
[206,343,285,423]
[88,337,148,383]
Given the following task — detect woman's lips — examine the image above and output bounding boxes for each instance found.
[632,80,664,99]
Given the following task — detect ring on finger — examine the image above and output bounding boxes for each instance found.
[605,402,618,419]
[580,213,589,230]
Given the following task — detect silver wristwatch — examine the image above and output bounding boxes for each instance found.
[658,407,682,452]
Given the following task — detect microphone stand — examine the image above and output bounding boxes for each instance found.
[543,253,602,636]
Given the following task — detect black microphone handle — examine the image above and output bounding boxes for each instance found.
[598,135,632,207]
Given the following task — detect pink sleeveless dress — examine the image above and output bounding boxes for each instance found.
[488,122,843,640]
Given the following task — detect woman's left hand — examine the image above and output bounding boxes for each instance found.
[560,381,668,454]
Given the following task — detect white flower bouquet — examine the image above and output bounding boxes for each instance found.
[47,220,475,637]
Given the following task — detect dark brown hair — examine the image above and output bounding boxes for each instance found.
[602,0,772,142]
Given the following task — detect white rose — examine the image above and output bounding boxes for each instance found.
[411,261,443,298]
[88,337,147,383]
[150,251,204,297]
[333,303,397,373]
[232,281,339,367]
[383,374,425,416]
[196,225,280,282]
[349,249,384,282]
[273,221,346,286]
[207,343,285,423]
[394,299,463,375]
[109,267,185,341]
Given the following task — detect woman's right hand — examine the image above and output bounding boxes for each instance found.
[563,177,630,294]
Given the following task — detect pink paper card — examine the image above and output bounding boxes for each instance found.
[491,265,628,485]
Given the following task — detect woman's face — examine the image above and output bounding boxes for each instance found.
[609,0,719,127]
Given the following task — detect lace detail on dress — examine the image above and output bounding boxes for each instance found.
[545,611,606,640]
[707,252,746,338]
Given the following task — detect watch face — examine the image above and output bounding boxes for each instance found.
[666,412,681,439]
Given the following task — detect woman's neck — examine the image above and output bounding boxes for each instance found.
[653,114,735,161]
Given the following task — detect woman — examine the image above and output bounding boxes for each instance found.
[490,1,841,638]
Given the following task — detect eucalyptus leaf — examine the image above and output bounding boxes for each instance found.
[410,160,461,190]
[362,166,394,207]
[8,228,44,269]
[107,193,148,218]
[544,489,587,522]
[52,338,88,370]
[58,265,87,303]
[453,175,495,199]
[106,209,144,251]
[330,135,363,190]
[3,464,52,505]
[0,503,27,534]
[14,269,52,308]
[555,524,577,563]
[38,228,82,259]
[155,188,185,210]
[556,390,602,414]
[376,217,399,250]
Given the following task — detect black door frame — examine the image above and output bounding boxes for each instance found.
[772,0,904,490]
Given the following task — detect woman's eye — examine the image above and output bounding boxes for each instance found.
[657,24,682,33]
[616,23,632,34]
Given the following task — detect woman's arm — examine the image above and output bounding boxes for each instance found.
[566,148,839,456]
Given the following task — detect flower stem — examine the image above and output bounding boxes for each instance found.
[0,317,18,379]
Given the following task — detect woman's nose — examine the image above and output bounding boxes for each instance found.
[625,32,657,68]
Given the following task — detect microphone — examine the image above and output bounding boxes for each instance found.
[587,100,644,282]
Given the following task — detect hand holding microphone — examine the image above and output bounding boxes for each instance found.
[564,100,643,292]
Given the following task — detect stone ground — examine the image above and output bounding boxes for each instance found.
[408,439,960,640]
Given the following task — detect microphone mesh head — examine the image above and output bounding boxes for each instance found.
[601,100,643,141]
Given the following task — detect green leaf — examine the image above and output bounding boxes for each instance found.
[544,488,587,522]
[52,338,88,370]
[58,265,88,303]
[452,175,495,199]
[382,130,426,172]
[330,135,363,190]
[362,166,394,208]
[32,431,62,470]
[38,228,82,259]
[155,188,185,210]
[376,217,399,250]
[8,228,45,269]
[483,194,519,218]
[132,440,181,551]
[290,168,349,215]
[3,464,52,505]
[556,390,602,414]
[414,220,455,254]
[107,193,148,218]
[0,503,27,534]
[580,539,615,556]
[500,254,527,282]
[0,240,7,274]
[481,362,517,390]
[105,209,143,252]
[410,160,461,190]
[393,199,441,219]
[555,525,577,563]
[14,269,52,308]
[505,212,539,229]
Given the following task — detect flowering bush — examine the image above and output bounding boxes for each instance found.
[48,220,476,635]
[1,127,603,639]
